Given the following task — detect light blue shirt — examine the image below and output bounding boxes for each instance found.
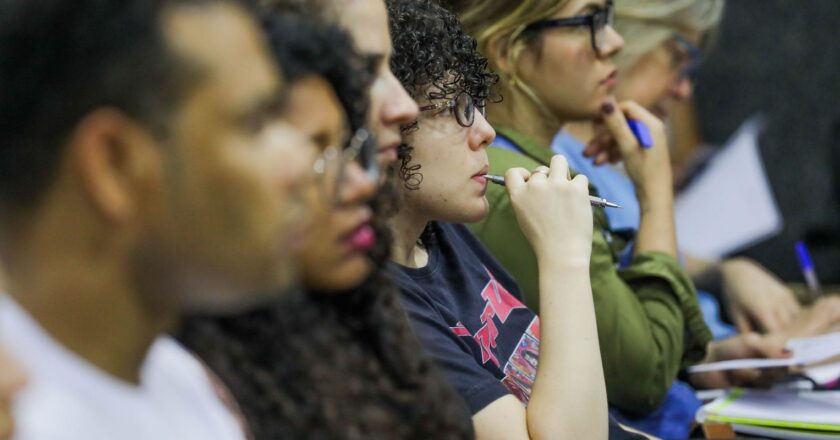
[550,131,640,234]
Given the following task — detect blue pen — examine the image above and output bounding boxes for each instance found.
[795,241,822,298]
[627,119,653,149]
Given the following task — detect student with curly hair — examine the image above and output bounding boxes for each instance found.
[178,12,474,439]
[383,1,647,438]
[443,1,791,437]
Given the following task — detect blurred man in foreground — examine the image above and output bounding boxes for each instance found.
[0,0,314,437]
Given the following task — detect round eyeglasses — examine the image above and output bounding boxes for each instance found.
[418,92,486,128]
[523,0,615,54]
[312,128,378,203]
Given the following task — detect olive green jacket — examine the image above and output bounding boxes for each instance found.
[469,125,712,415]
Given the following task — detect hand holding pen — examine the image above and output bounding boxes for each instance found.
[796,241,823,298]
[502,156,594,262]
[485,174,621,209]
[583,99,673,195]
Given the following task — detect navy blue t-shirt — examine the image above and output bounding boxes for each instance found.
[392,222,648,439]
[391,222,540,414]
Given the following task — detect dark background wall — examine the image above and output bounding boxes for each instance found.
[694,0,840,283]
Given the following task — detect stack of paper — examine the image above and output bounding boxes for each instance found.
[697,389,840,439]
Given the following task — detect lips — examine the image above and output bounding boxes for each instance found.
[471,165,490,187]
[344,222,376,252]
[601,69,618,86]
[377,139,401,164]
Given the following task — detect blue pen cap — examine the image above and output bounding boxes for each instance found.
[795,241,815,270]
[627,119,654,149]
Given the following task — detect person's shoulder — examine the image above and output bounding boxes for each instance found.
[144,336,215,397]
[143,337,247,440]
[14,378,108,439]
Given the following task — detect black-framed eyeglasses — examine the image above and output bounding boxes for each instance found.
[523,0,614,54]
[418,92,485,128]
[312,128,378,203]
[671,33,702,84]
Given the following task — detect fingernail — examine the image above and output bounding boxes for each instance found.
[601,102,614,115]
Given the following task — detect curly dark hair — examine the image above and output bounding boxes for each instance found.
[386,0,499,192]
[177,13,474,440]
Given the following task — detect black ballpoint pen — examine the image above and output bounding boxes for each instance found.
[485,174,622,209]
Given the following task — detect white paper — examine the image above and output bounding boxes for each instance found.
[688,332,840,373]
[675,115,783,259]
[805,360,840,386]
[696,389,840,428]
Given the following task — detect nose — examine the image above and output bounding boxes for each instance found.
[599,25,624,58]
[337,162,377,206]
[671,75,694,101]
[380,69,419,127]
[469,110,496,151]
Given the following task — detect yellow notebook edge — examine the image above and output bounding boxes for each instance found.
[705,415,840,433]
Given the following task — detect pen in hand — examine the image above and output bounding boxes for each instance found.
[795,241,822,298]
[485,174,622,209]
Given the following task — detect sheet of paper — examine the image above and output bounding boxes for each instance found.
[696,389,840,428]
[675,115,783,259]
[688,332,840,373]
[805,360,840,386]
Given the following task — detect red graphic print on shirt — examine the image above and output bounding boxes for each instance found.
[448,267,541,404]
[501,318,540,404]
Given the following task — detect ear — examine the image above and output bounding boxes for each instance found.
[486,34,515,78]
[68,108,164,224]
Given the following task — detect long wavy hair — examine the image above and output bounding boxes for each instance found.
[176,12,474,440]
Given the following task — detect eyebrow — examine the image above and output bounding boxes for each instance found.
[242,89,286,125]
[311,131,332,149]
[574,1,606,15]
[362,53,386,73]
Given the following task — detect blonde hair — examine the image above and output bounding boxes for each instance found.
[613,0,725,71]
[454,0,572,120]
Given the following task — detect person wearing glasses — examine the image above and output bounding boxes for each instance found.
[384,1,665,438]
[448,0,714,423]
[451,0,795,437]
[179,12,475,439]
[583,0,840,343]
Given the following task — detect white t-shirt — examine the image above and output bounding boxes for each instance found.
[0,297,247,440]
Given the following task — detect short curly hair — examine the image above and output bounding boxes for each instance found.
[386,0,499,190]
